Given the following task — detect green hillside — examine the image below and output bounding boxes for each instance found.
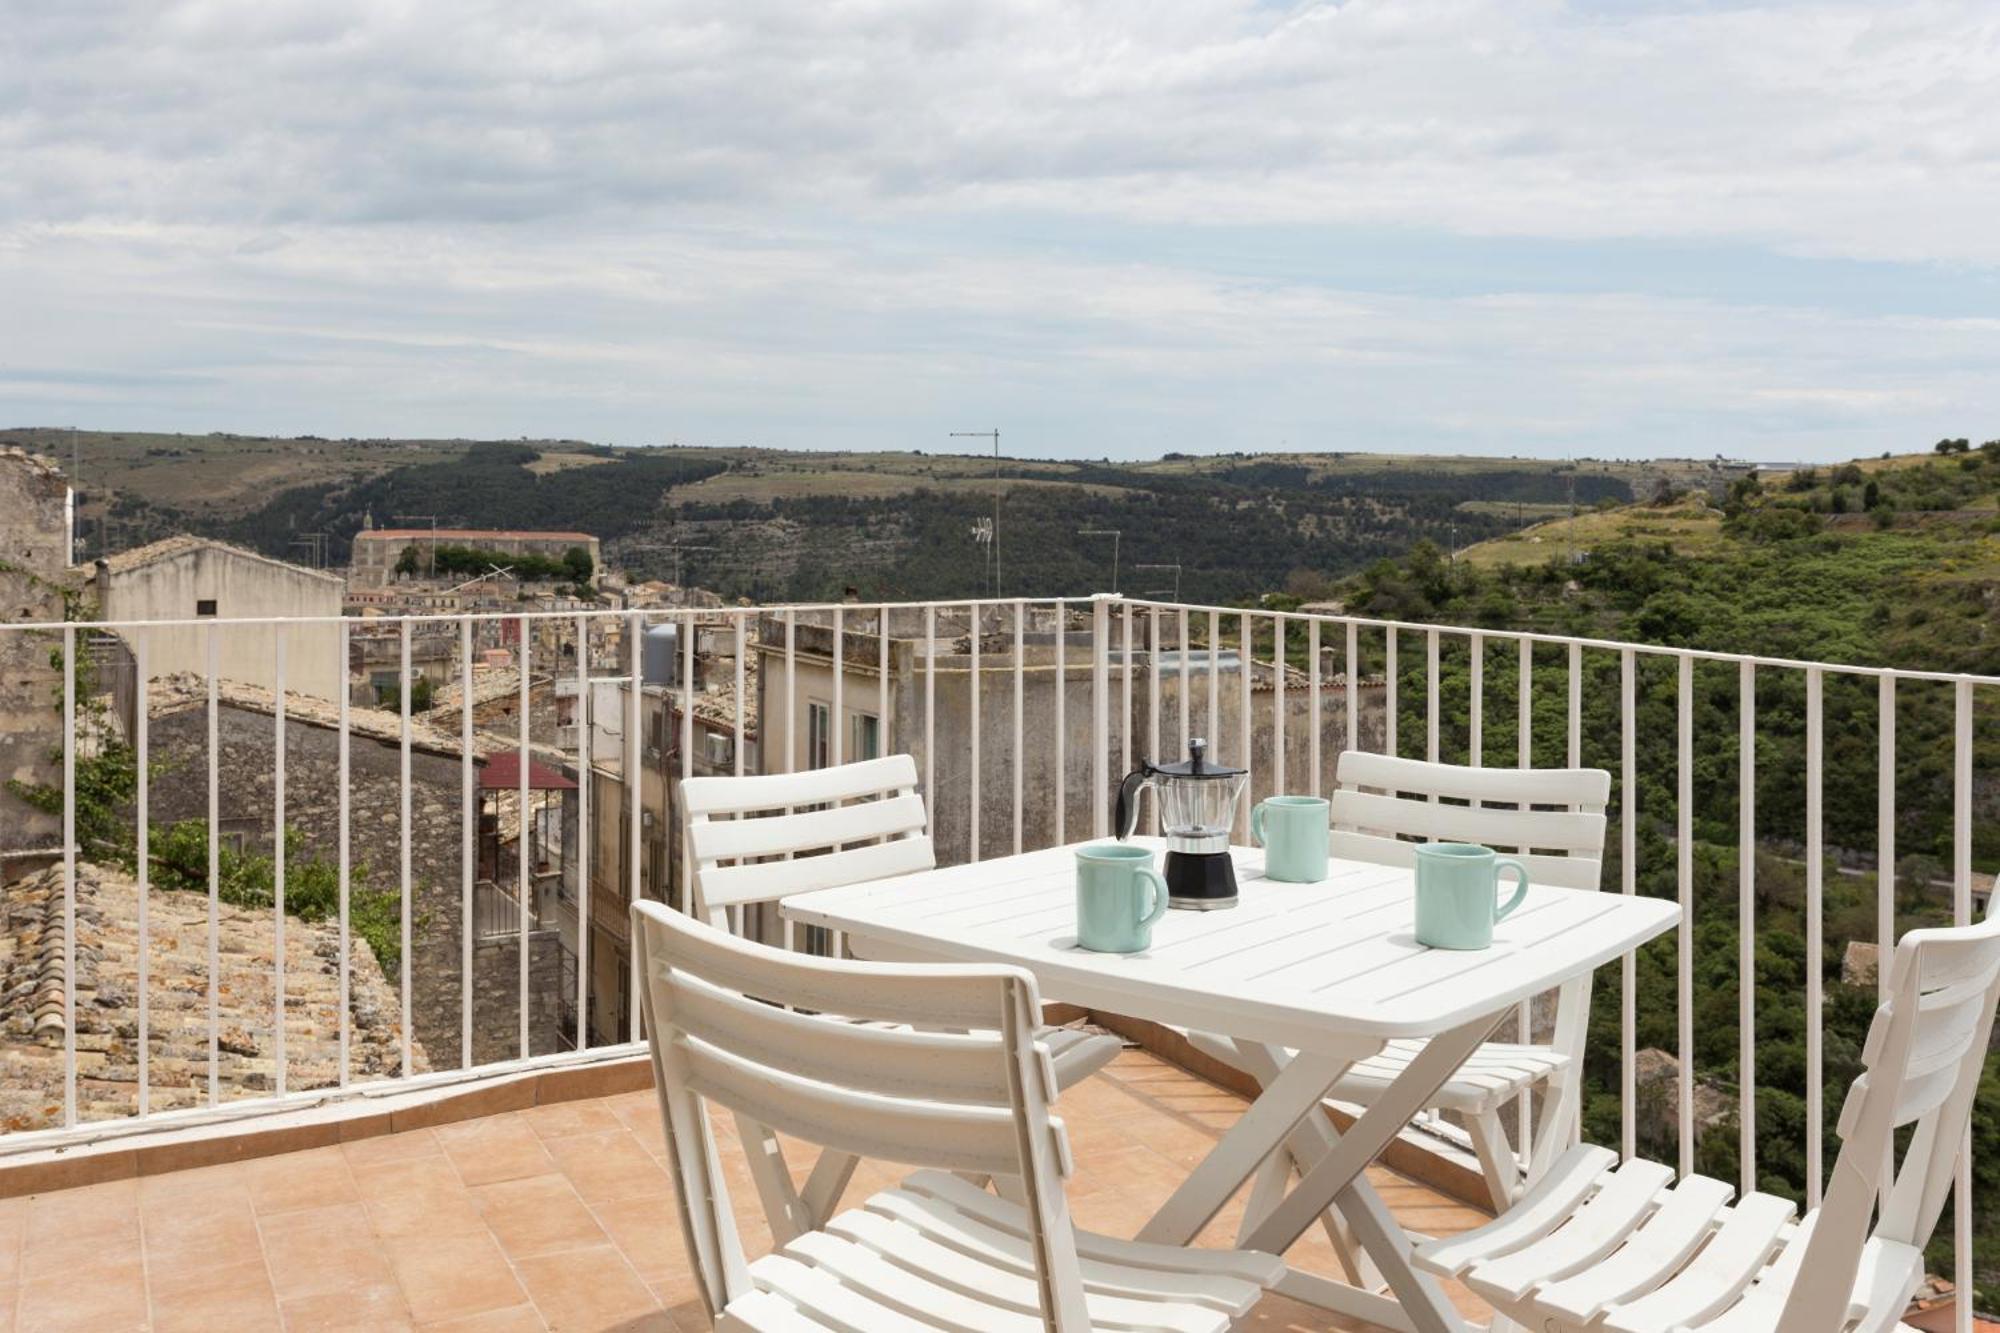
[1319,440,2000,1305]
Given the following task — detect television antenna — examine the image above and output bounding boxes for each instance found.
[1077,527,1121,594]
[392,514,444,576]
[627,542,713,589]
[1134,562,1182,602]
[950,428,1002,597]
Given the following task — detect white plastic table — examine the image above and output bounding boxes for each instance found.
[785,839,1680,1333]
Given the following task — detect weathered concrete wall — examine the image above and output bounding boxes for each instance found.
[98,546,345,701]
[0,449,72,874]
[142,706,564,1068]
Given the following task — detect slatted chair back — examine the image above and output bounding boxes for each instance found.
[1776,890,2000,1331]
[633,899,1092,1329]
[682,754,934,928]
[1331,751,1610,892]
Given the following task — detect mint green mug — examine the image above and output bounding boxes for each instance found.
[1075,844,1170,953]
[1413,842,1530,950]
[1252,795,1329,883]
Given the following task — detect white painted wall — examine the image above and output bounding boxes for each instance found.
[98,545,346,700]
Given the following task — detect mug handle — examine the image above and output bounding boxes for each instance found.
[1251,800,1268,848]
[1136,868,1172,932]
[1493,859,1531,922]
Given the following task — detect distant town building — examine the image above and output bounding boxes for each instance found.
[349,528,601,589]
[0,448,76,876]
[94,536,346,701]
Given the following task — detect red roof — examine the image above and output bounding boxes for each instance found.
[477,751,578,791]
[357,529,597,543]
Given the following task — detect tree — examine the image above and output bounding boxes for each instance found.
[394,544,421,577]
[561,545,594,584]
[1863,479,1881,510]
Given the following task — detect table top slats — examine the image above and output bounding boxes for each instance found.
[785,841,1679,1044]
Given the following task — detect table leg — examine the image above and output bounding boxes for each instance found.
[1134,1047,1356,1247]
[1239,1012,1508,1333]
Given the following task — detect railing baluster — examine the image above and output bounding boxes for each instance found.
[1344,621,1357,761]
[1953,676,1973,1333]
[784,609,796,775]
[1148,605,1161,769]
[1239,613,1253,831]
[136,629,150,1116]
[1619,646,1635,1161]
[1511,634,1529,1163]
[61,625,76,1128]
[1426,628,1440,765]
[1054,601,1066,846]
[1207,610,1220,752]
[925,605,937,812]
[628,612,643,1040]
[517,633,532,1059]
[1308,618,1322,797]
[1877,674,1894,1002]
[1739,660,1756,1196]
[207,623,220,1105]
[1120,604,1133,780]
[878,603,889,744]
[1677,652,1694,1180]
[1091,596,1109,839]
[1567,641,1582,767]
[459,618,474,1068]
[1179,608,1192,761]
[1013,600,1024,856]
[1468,631,1483,767]
[1805,666,1823,1207]
[273,630,287,1095]
[970,606,983,861]
[578,613,593,1049]
[1272,617,1286,795]
[338,620,351,1085]
[1385,629,1398,757]
[831,606,844,769]
[733,612,746,777]
[400,620,413,1079]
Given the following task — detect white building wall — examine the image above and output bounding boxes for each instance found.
[98,547,346,700]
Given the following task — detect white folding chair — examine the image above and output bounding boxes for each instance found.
[1417,891,2000,1331]
[635,900,1285,1331]
[681,755,1120,1092]
[1189,750,1610,1211]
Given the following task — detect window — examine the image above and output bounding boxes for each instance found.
[195,599,217,616]
[850,712,881,761]
[807,702,832,770]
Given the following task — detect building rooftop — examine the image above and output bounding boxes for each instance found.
[356,529,598,544]
[95,535,344,585]
[149,674,508,761]
[0,862,414,1132]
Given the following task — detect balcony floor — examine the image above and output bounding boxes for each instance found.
[4,1048,1494,1331]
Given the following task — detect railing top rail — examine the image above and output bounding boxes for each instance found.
[5,590,1996,686]
[0,595,1101,636]
[1114,595,2000,688]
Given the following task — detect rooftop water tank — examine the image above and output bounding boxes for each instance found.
[641,623,681,688]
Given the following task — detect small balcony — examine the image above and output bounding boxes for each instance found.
[0,593,1992,1328]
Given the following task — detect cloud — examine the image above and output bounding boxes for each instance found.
[4,0,2000,458]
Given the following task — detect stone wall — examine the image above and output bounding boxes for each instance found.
[0,449,72,873]
[142,704,565,1068]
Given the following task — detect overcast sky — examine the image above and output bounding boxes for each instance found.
[6,1,2000,462]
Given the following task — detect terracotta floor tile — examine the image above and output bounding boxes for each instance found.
[512,1244,663,1331]
[355,1156,487,1241]
[15,1255,146,1332]
[587,1193,689,1285]
[0,1200,25,1287]
[247,1144,360,1215]
[471,1174,607,1259]
[540,1129,673,1206]
[417,1305,549,1331]
[438,1116,557,1187]
[386,1230,527,1325]
[261,1203,398,1301]
[22,1178,140,1270]
[148,1256,281,1332]
[280,1282,415,1331]
[341,1127,442,1169]
[520,1099,624,1140]
[141,1183,261,1273]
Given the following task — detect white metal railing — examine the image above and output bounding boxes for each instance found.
[1,592,1992,1322]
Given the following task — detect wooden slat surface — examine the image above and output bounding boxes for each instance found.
[785,840,1679,1046]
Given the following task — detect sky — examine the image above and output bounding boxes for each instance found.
[5,0,2000,463]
